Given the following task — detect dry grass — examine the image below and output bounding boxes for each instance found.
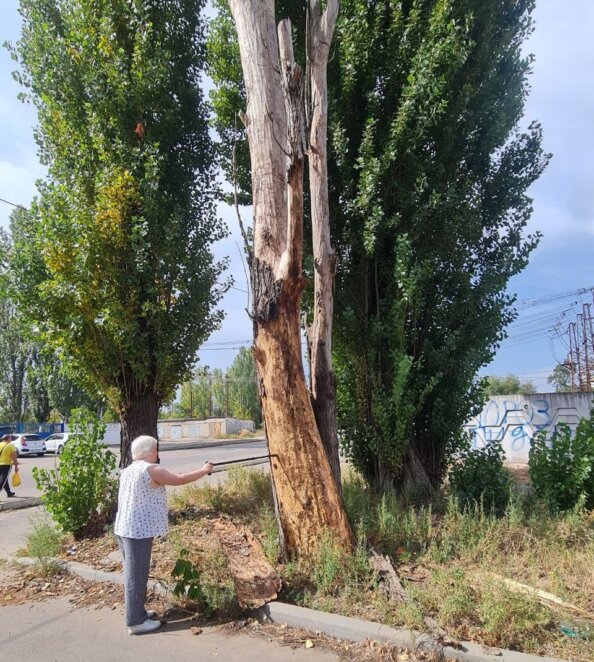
[49,465,594,660]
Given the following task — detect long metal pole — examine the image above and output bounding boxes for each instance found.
[210,454,277,467]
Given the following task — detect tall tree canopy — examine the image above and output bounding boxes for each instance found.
[9,0,227,464]
[209,0,549,492]
[485,375,536,396]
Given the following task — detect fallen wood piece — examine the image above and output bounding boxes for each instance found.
[369,550,462,647]
[210,517,281,608]
[369,550,409,604]
[489,573,594,622]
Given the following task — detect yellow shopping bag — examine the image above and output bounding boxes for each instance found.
[11,472,21,488]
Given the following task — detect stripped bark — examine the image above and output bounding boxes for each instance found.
[306,0,341,492]
[228,0,353,556]
[210,517,281,608]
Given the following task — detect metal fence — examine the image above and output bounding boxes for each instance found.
[0,422,65,438]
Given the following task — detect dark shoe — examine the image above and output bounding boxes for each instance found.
[6,492,16,497]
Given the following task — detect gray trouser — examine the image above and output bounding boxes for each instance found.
[116,535,154,627]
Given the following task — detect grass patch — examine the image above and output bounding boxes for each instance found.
[66,464,594,658]
[27,511,66,561]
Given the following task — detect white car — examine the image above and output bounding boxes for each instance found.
[44,432,81,454]
[7,433,46,457]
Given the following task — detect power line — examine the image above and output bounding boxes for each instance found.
[515,286,594,310]
[0,196,27,211]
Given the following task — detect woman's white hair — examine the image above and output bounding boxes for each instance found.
[131,435,158,460]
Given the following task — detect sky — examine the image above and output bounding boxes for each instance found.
[1,1,593,390]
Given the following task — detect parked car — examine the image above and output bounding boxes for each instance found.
[44,432,81,455]
[7,433,46,457]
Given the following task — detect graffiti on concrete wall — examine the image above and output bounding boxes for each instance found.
[464,393,592,463]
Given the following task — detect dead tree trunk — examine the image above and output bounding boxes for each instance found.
[306,0,341,492]
[228,0,352,556]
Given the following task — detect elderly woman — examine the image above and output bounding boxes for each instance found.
[114,435,213,635]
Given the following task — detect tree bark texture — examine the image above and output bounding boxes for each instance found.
[306,0,341,492]
[119,390,160,468]
[228,0,352,556]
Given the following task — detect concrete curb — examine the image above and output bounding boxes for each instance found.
[0,497,42,512]
[11,556,564,662]
[13,556,170,597]
[258,602,564,662]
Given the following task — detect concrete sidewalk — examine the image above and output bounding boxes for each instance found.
[0,594,336,662]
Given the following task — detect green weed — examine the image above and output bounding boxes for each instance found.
[27,512,66,561]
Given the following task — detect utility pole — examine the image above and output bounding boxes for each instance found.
[225,376,230,417]
[208,375,212,418]
[570,322,583,390]
[578,313,590,391]
[568,323,576,391]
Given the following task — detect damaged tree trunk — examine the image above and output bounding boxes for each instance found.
[306,0,341,493]
[228,0,352,556]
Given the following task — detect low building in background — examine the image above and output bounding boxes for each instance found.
[76,417,257,447]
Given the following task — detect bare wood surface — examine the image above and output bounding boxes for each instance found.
[307,0,341,490]
[228,0,353,556]
[490,573,594,621]
[369,550,409,603]
[210,517,281,608]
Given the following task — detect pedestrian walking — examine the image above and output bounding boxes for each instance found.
[114,435,213,634]
[0,434,19,498]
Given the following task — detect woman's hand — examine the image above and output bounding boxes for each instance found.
[148,461,215,487]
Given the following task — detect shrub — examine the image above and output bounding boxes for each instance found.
[33,409,117,538]
[171,548,235,616]
[27,512,65,560]
[448,438,511,516]
[309,530,372,598]
[529,415,594,511]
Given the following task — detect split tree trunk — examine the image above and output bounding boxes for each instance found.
[228,0,352,556]
[119,390,160,467]
[306,0,341,492]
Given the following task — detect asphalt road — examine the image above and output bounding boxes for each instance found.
[0,440,270,559]
[11,439,269,498]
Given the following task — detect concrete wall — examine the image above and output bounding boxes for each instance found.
[71,417,256,447]
[464,392,593,463]
[156,417,254,441]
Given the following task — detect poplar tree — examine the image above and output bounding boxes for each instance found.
[9,0,226,464]
[209,0,549,493]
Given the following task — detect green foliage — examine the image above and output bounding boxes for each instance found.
[309,530,372,598]
[8,0,227,450]
[485,374,536,395]
[27,511,66,560]
[171,548,212,613]
[0,232,31,420]
[171,547,235,616]
[448,439,511,516]
[342,472,434,558]
[25,348,52,422]
[547,364,572,393]
[174,350,260,425]
[529,416,594,511]
[331,0,548,491]
[208,0,549,492]
[226,347,261,425]
[32,409,116,537]
[412,567,553,650]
